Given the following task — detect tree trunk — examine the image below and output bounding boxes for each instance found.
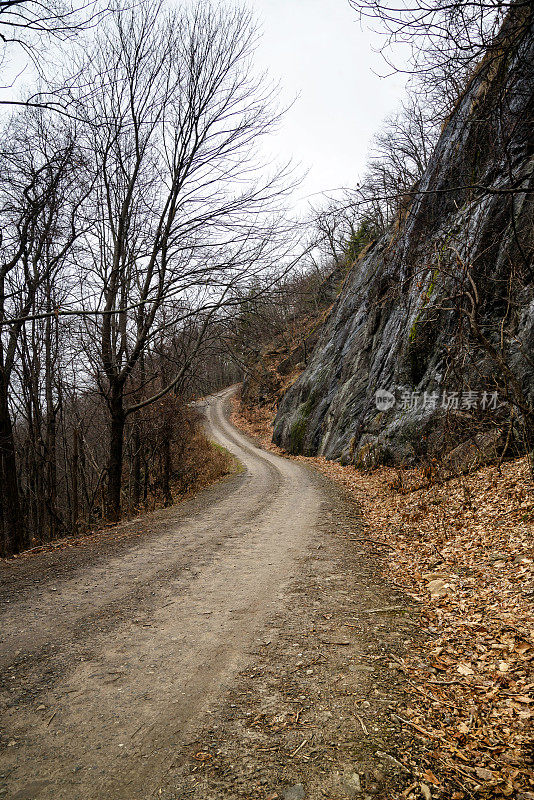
[45,411,58,540]
[162,435,173,507]
[0,371,23,557]
[72,426,79,531]
[132,424,142,509]
[44,301,58,540]
[143,459,149,505]
[106,392,125,522]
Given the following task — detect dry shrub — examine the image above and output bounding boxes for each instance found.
[126,395,234,512]
[173,419,235,499]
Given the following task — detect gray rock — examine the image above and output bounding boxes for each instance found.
[283,785,306,800]
[272,24,534,468]
[342,771,362,796]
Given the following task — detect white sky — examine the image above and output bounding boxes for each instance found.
[242,0,407,215]
[0,0,407,217]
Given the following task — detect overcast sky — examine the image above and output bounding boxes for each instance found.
[243,0,407,215]
[0,0,407,217]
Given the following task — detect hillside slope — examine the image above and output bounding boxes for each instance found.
[274,12,534,466]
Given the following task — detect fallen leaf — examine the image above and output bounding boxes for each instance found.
[421,782,432,800]
[475,767,493,781]
[458,721,469,734]
[423,769,440,786]
[457,663,474,676]
[193,752,212,761]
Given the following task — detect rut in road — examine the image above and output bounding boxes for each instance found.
[0,387,322,800]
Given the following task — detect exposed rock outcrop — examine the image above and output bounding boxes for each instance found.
[273,12,534,465]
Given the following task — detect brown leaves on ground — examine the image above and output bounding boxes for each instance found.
[313,456,534,799]
[234,399,534,799]
[231,391,285,454]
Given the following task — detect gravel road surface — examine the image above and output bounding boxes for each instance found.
[0,387,327,800]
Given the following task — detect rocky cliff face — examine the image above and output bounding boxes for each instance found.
[273,14,534,466]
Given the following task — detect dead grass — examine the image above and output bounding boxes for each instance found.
[172,427,237,499]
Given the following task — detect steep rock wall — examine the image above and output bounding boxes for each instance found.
[273,15,534,464]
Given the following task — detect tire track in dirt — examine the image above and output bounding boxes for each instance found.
[0,387,322,800]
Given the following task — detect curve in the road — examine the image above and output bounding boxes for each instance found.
[0,386,322,800]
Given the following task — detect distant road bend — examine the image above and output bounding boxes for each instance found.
[0,386,322,800]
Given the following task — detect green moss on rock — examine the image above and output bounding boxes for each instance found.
[288,393,316,454]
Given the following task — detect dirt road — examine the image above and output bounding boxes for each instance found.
[0,387,328,799]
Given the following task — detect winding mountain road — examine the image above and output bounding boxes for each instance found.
[0,387,323,800]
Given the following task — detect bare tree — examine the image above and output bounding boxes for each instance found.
[0,110,89,556]
[0,0,102,62]
[348,0,534,118]
[0,0,107,122]
[69,0,296,521]
[309,95,436,270]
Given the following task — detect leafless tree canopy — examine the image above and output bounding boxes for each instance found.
[349,0,534,116]
[0,0,302,556]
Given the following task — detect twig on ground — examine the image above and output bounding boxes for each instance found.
[355,713,368,735]
[290,738,309,757]
[348,536,395,549]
